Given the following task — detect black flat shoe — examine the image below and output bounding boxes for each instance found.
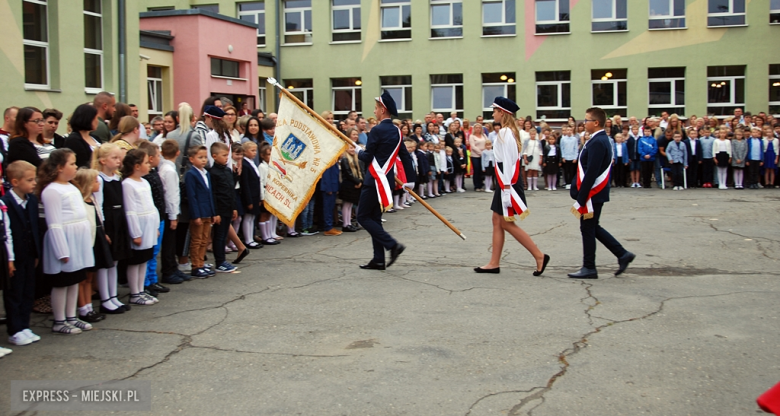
[615,251,635,276]
[533,254,550,276]
[80,310,105,323]
[474,267,500,274]
[234,249,249,264]
[359,261,386,270]
[99,305,125,314]
[387,243,405,268]
[150,283,170,293]
[246,242,262,249]
[567,267,598,279]
[263,239,280,245]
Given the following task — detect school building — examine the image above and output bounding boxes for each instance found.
[2,0,779,129]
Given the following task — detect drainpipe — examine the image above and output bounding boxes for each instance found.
[118,0,127,103]
[274,0,281,111]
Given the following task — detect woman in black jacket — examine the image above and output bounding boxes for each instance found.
[339,129,364,232]
[63,104,101,168]
[7,106,44,168]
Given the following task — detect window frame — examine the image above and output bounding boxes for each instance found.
[648,0,686,30]
[591,0,628,33]
[331,0,361,43]
[210,58,243,80]
[430,0,463,39]
[706,67,746,117]
[535,0,570,35]
[648,69,686,117]
[84,0,104,93]
[286,79,314,109]
[23,0,50,89]
[147,66,163,117]
[772,0,780,24]
[380,0,412,41]
[258,84,267,112]
[591,72,628,117]
[482,0,516,37]
[771,65,780,116]
[380,76,413,117]
[331,78,362,116]
[707,0,747,27]
[283,0,313,45]
[535,73,571,122]
[238,2,266,47]
[431,77,464,115]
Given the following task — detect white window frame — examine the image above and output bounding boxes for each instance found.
[535,0,570,34]
[707,74,745,114]
[258,85,266,111]
[707,0,746,27]
[331,0,361,43]
[381,84,412,115]
[535,80,571,122]
[283,0,312,45]
[380,0,411,40]
[23,0,50,89]
[770,67,780,116]
[649,0,686,30]
[772,0,780,24]
[482,0,516,37]
[591,0,628,32]
[147,69,163,116]
[84,2,104,94]
[331,82,361,116]
[238,2,266,47]
[481,82,515,113]
[648,77,685,110]
[289,87,313,108]
[431,82,463,114]
[430,0,463,39]
[591,77,627,113]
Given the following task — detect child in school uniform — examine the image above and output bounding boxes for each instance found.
[426,142,440,197]
[452,138,467,192]
[523,131,543,191]
[228,143,250,262]
[638,128,658,189]
[481,140,495,192]
[666,131,688,191]
[71,168,107,323]
[122,149,161,304]
[185,145,219,278]
[444,147,454,193]
[731,128,747,189]
[3,161,41,345]
[240,141,262,249]
[415,142,430,198]
[39,149,94,334]
[319,148,341,237]
[208,141,239,273]
[438,143,448,193]
[713,127,733,190]
[746,127,764,189]
[339,136,364,232]
[763,125,779,188]
[137,141,169,297]
[542,134,561,191]
[612,133,629,188]
[699,127,716,187]
[157,139,188,285]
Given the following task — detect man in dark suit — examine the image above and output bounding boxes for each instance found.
[568,107,635,279]
[683,131,699,188]
[356,91,412,270]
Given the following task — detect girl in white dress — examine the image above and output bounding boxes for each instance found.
[38,149,95,334]
[121,149,161,306]
[523,129,543,190]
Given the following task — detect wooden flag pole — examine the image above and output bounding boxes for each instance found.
[267,77,466,241]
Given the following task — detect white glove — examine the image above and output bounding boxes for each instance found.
[354,146,363,155]
[501,189,511,207]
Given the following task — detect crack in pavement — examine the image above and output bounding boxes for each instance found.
[463,387,544,416]
[391,270,502,295]
[188,344,349,358]
[153,287,271,319]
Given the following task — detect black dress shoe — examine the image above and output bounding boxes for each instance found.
[150,283,170,293]
[474,267,500,274]
[359,261,386,270]
[234,249,250,264]
[80,310,105,323]
[99,305,125,314]
[533,254,551,276]
[567,267,598,279]
[387,243,405,268]
[615,251,635,276]
[144,287,159,297]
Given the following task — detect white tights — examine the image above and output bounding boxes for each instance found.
[126,262,148,295]
[455,174,464,190]
[97,261,124,309]
[242,214,256,244]
[51,284,79,322]
[717,167,729,188]
[342,202,353,227]
[733,168,744,187]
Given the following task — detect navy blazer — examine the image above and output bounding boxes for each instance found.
[240,159,261,208]
[184,168,216,219]
[683,138,699,162]
[570,131,612,205]
[358,118,412,187]
[2,192,41,260]
[626,135,639,161]
[415,149,430,178]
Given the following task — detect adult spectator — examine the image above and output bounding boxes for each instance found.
[346,111,358,121]
[357,117,368,145]
[219,97,233,107]
[659,112,670,129]
[343,118,356,133]
[162,111,178,139]
[0,106,18,153]
[444,120,463,149]
[128,104,148,139]
[444,111,462,128]
[149,116,164,140]
[421,113,433,134]
[92,91,116,143]
[734,108,745,125]
[469,122,488,191]
[239,102,251,116]
[241,116,263,165]
[268,113,278,123]
[38,108,65,159]
[251,109,265,119]
[7,107,44,168]
[166,102,200,172]
[108,103,131,136]
[64,104,101,168]
[610,115,623,138]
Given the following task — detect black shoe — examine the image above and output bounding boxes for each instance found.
[615,251,635,276]
[342,225,357,232]
[150,283,170,293]
[287,232,301,238]
[263,239,280,245]
[387,243,405,268]
[99,304,125,314]
[162,275,184,284]
[533,254,551,276]
[234,249,250,264]
[474,267,500,274]
[175,270,192,282]
[359,260,386,270]
[246,241,262,249]
[144,287,159,297]
[80,310,105,323]
[567,267,598,279]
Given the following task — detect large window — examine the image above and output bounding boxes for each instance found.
[23,0,49,88]
[591,69,627,117]
[482,73,516,120]
[284,0,312,44]
[708,0,746,27]
[380,76,412,119]
[147,66,163,117]
[84,0,103,91]
[431,0,463,38]
[592,0,627,32]
[535,0,570,34]
[332,0,361,42]
[286,79,313,109]
[258,84,266,112]
[431,74,463,117]
[649,0,685,29]
[707,66,745,117]
[211,58,240,78]
[482,0,516,36]
[648,67,685,117]
[380,0,411,40]
[771,0,780,24]
[332,78,362,116]
[535,71,571,121]
[238,2,266,47]
[769,65,779,116]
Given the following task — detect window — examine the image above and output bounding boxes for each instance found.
[332,78,362,116]
[482,0,516,36]
[771,0,780,24]
[591,69,627,117]
[481,73,516,119]
[332,0,361,42]
[238,2,266,46]
[284,0,312,44]
[707,66,745,116]
[708,0,746,27]
[769,65,779,116]
[592,0,627,32]
[84,0,103,91]
[431,0,463,38]
[286,79,313,109]
[192,4,219,13]
[23,0,49,88]
[258,84,267,112]
[381,0,411,40]
[147,66,163,117]
[649,0,685,29]
[535,71,570,121]
[535,0,570,34]
[211,58,240,78]
[431,74,463,117]
[648,67,685,117]
[381,76,413,119]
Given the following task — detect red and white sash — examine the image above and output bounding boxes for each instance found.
[571,142,611,219]
[494,159,529,221]
[367,128,403,212]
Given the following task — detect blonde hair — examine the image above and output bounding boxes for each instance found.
[91,142,122,170]
[179,102,193,135]
[500,112,522,153]
[241,141,257,152]
[72,168,99,201]
[109,116,140,143]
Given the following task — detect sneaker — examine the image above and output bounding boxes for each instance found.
[457,188,466,193]
[162,274,184,284]
[565,184,571,190]
[150,283,170,293]
[204,263,214,269]
[191,268,210,279]
[0,346,12,358]
[144,286,159,297]
[8,331,32,346]
[142,293,159,304]
[205,267,216,276]
[324,229,343,236]
[23,329,40,342]
[301,229,316,236]
[216,262,238,273]
[178,262,192,273]
[175,270,192,282]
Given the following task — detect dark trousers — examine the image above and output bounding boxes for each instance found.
[580,203,627,270]
[747,161,761,186]
[212,214,231,265]
[702,158,714,184]
[4,259,35,336]
[671,163,685,187]
[322,192,337,230]
[563,160,577,185]
[641,161,654,188]
[357,186,398,263]
[613,163,627,187]
[161,218,178,277]
[471,156,484,190]
[687,156,699,187]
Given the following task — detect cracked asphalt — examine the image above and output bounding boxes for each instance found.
[2,188,779,415]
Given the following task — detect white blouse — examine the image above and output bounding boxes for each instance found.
[122,178,161,250]
[41,183,94,274]
[494,127,521,186]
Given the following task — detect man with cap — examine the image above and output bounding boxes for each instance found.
[355,91,413,270]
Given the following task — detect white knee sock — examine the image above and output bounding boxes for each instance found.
[107,262,124,308]
[393,194,400,208]
[484,179,491,191]
[51,286,68,322]
[242,214,256,244]
[270,216,279,238]
[97,267,117,310]
[65,284,79,320]
[342,202,352,227]
[287,224,297,234]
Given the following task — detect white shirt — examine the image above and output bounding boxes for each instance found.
[690,139,697,156]
[194,167,210,189]
[10,189,27,209]
[548,145,557,157]
[615,144,622,157]
[158,159,180,220]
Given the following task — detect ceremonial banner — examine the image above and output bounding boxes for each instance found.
[264,94,347,226]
